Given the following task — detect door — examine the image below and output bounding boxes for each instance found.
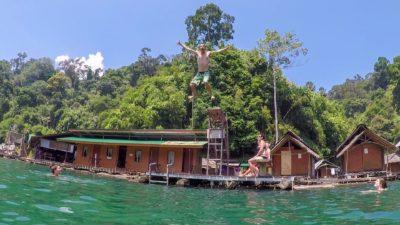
[281,151,292,175]
[182,149,192,173]
[149,147,159,172]
[92,145,101,167]
[117,146,127,168]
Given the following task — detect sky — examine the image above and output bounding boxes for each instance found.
[1,0,400,90]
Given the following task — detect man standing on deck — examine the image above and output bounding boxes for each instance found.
[177,41,229,101]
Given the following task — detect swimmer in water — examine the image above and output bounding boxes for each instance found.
[374,178,387,192]
[50,164,63,176]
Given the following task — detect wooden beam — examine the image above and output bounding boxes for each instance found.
[337,130,366,158]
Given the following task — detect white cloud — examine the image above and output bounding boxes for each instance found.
[82,52,104,76]
[55,52,105,77]
[55,55,70,65]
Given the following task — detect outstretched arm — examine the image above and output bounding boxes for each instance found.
[210,45,230,54]
[177,41,197,54]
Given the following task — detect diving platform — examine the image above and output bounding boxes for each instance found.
[147,172,283,184]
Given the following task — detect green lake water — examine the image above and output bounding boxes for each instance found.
[1,158,400,225]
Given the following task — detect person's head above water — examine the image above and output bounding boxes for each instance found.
[198,44,207,53]
[374,178,387,191]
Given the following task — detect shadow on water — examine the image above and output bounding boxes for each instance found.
[1,158,400,224]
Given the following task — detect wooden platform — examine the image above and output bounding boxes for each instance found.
[147,172,283,183]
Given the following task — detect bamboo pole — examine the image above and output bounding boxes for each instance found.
[273,66,279,144]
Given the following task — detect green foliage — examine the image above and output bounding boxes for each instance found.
[330,56,400,143]
[257,29,308,68]
[3,4,400,158]
[15,58,55,86]
[185,3,235,47]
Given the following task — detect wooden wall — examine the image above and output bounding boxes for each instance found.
[74,143,202,174]
[388,163,400,173]
[272,146,314,177]
[342,143,384,173]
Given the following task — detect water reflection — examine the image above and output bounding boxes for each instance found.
[1,158,400,224]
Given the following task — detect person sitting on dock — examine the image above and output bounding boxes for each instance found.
[177,41,229,101]
[374,178,387,192]
[240,134,270,177]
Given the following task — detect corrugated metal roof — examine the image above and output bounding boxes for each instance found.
[69,129,207,135]
[57,137,207,148]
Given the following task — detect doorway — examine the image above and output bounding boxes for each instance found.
[182,149,192,173]
[281,150,291,175]
[92,145,101,167]
[117,146,127,168]
[149,147,159,172]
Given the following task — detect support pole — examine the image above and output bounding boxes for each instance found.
[206,130,210,176]
[219,136,223,176]
[273,66,279,144]
[166,164,172,186]
[191,98,195,129]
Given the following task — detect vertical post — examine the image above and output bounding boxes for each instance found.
[226,115,230,176]
[191,98,195,129]
[64,150,68,163]
[166,163,173,186]
[189,148,192,174]
[148,163,156,183]
[94,153,97,168]
[166,164,169,186]
[345,150,348,175]
[273,66,279,144]
[206,129,210,176]
[219,136,223,176]
[385,149,389,175]
[148,163,151,183]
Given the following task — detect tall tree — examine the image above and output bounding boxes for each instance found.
[305,81,316,91]
[16,58,55,86]
[370,57,390,90]
[130,48,167,86]
[57,58,85,90]
[185,3,234,47]
[257,30,308,143]
[10,52,27,74]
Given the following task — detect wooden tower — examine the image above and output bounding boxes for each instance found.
[206,107,230,175]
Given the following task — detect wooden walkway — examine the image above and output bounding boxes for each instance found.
[148,172,284,183]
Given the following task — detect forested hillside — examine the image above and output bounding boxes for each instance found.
[328,56,400,143]
[0,3,398,157]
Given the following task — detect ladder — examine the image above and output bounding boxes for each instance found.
[206,107,230,176]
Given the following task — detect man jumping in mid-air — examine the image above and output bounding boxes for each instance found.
[177,41,229,101]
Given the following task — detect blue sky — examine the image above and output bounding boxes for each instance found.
[1,0,400,90]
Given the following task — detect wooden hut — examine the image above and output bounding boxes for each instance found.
[336,124,397,174]
[315,159,340,178]
[386,152,400,174]
[36,129,208,174]
[270,131,320,178]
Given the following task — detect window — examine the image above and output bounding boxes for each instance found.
[364,148,369,154]
[298,153,302,159]
[167,151,175,165]
[82,146,88,158]
[135,150,142,163]
[106,148,113,159]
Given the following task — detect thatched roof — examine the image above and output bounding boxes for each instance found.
[271,131,320,159]
[315,159,339,170]
[336,124,397,158]
[385,152,400,164]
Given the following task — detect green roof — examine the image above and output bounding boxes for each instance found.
[57,137,207,148]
